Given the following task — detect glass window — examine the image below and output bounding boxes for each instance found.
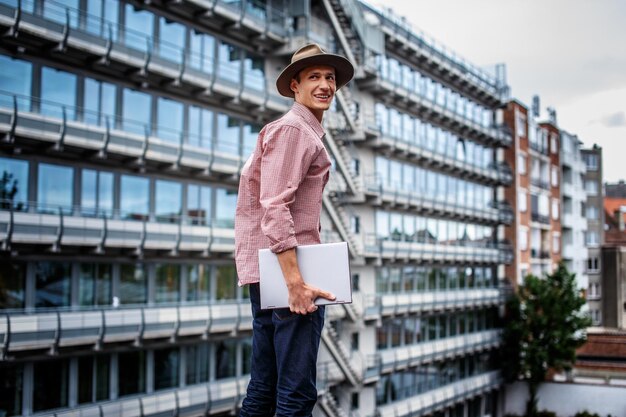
[518,190,527,212]
[242,337,253,375]
[155,180,182,223]
[118,351,145,396]
[124,4,153,52]
[154,347,179,390]
[217,42,241,84]
[186,343,210,384]
[189,31,215,73]
[0,157,29,211]
[83,78,117,127]
[585,154,598,171]
[78,263,112,306]
[77,355,109,404]
[188,106,213,149]
[244,53,265,91]
[41,67,77,120]
[215,188,237,228]
[0,55,32,111]
[119,263,147,304]
[186,264,210,302]
[33,359,69,412]
[120,175,149,220]
[187,184,211,225]
[86,0,119,39]
[216,113,240,155]
[215,339,236,379]
[0,261,26,309]
[376,211,389,240]
[43,0,79,27]
[158,17,185,64]
[242,123,261,157]
[585,180,598,196]
[215,265,237,300]
[122,89,151,135]
[81,169,114,217]
[38,163,74,214]
[35,262,71,308]
[156,97,184,143]
[155,264,181,303]
[0,362,23,415]
[518,154,526,175]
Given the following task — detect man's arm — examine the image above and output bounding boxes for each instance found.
[276,248,335,314]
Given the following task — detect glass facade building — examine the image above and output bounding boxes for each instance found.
[0,0,511,416]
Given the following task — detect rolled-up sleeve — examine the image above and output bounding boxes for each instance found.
[259,125,318,253]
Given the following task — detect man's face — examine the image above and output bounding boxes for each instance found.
[290,65,336,120]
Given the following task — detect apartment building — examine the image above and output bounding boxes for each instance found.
[503,100,561,285]
[559,130,588,294]
[0,1,512,416]
[581,145,604,325]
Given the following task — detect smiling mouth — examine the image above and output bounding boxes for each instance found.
[314,94,331,100]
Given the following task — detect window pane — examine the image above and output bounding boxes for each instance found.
[118,351,145,396]
[33,359,69,411]
[120,175,149,220]
[155,264,181,303]
[43,0,79,27]
[154,347,179,390]
[156,97,183,143]
[158,17,185,64]
[187,184,211,225]
[243,53,265,91]
[78,264,112,306]
[242,337,253,374]
[0,157,29,211]
[0,261,26,309]
[215,188,237,228]
[188,106,213,149]
[186,344,210,384]
[35,262,71,308]
[0,362,23,415]
[119,264,147,305]
[122,89,151,135]
[215,265,236,300]
[242,123,261,157]
[215,340,236,379]
[0,55,32,111]
[217,42,241,84]
[216,114,240,155]
[41,67,77,120]
[124,4,153,52]
[189,32,215,73]
[38,163,74,214]
[186,264,210,302]
[81,169,114,217]
[76,356,109,403]
[155,180,182,223]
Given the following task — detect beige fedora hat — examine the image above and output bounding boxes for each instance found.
[276,44,355,98]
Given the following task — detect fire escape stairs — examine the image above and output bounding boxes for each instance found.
[321,323,361,387]
[319,390,349,417]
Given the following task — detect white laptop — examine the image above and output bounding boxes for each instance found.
[258,242,352,309]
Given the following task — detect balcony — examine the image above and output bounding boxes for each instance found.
[363,234,501,264]
[376,330,501,373]
[375,289,505,317]
[531,211,551,225]
[358,75,510,148]
[495,201,514,225]
[530,248,551,260]
[0,300,251,355]
[364,176,499,225]
[0,2,290,121]
[360,4,507,107]
[375,371,502,417]
[529,140,549,155]
[0,201,235,256]
[530,177,550,190]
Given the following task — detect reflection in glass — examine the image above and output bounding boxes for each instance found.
[215,188,237,228]
[0,261,26,309]
[188,106,213,149]
[33,359,69,411]
[120,175,149,220]
[215,265,237,300]
[242,337,252,374]
[77,355,109,404]
[155,264,180,303]
[242,123,261,157]
[35,262,71,308]
[38,163,74,214]
[215,339,236,379]
[189,31,215,73]
[186,264,210,302]
[41,67,77,120]
[119,264,147,304]
[78,263,112,306]
[154,347,179,390]
[156,97,183,143]
[217,42,241,84]
[118,351,145,396]
[155,180,182,223]
[186,343,210,384]
[243,53,265,91]
[0,157,29,211]
[158,17,185,63]
[124,4,153,52]
[86,0,119,39]
[81,169,114,217]
[122,89,151,135]
[0,55,32,111]
[83,78,117,127]
[187,184,211,225]
[0,362,22,415]
[216,114,240,155]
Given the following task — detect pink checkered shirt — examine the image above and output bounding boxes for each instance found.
[234,102,332,286]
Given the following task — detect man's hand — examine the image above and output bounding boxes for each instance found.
[287,281,335,315]
[276,247,336,314]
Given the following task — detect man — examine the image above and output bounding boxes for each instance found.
[234,44,354,416]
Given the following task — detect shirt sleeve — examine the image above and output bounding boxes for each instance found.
[259,124,318,253]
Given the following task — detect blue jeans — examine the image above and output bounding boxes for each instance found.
[239,283,325,417]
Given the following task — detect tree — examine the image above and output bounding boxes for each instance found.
[501,263,591,417]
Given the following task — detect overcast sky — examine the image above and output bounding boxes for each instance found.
[372,0,626,183]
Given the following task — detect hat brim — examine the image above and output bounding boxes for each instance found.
[276,54,355,98]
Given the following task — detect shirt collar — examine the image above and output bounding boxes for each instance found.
[291,101,325,139]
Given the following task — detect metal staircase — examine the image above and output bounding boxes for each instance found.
[319,390,349,417]
[322,193,359,259]
[323,131,361,196]
[321,323,361,387]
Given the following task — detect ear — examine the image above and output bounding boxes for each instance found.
[290,78,299,95]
